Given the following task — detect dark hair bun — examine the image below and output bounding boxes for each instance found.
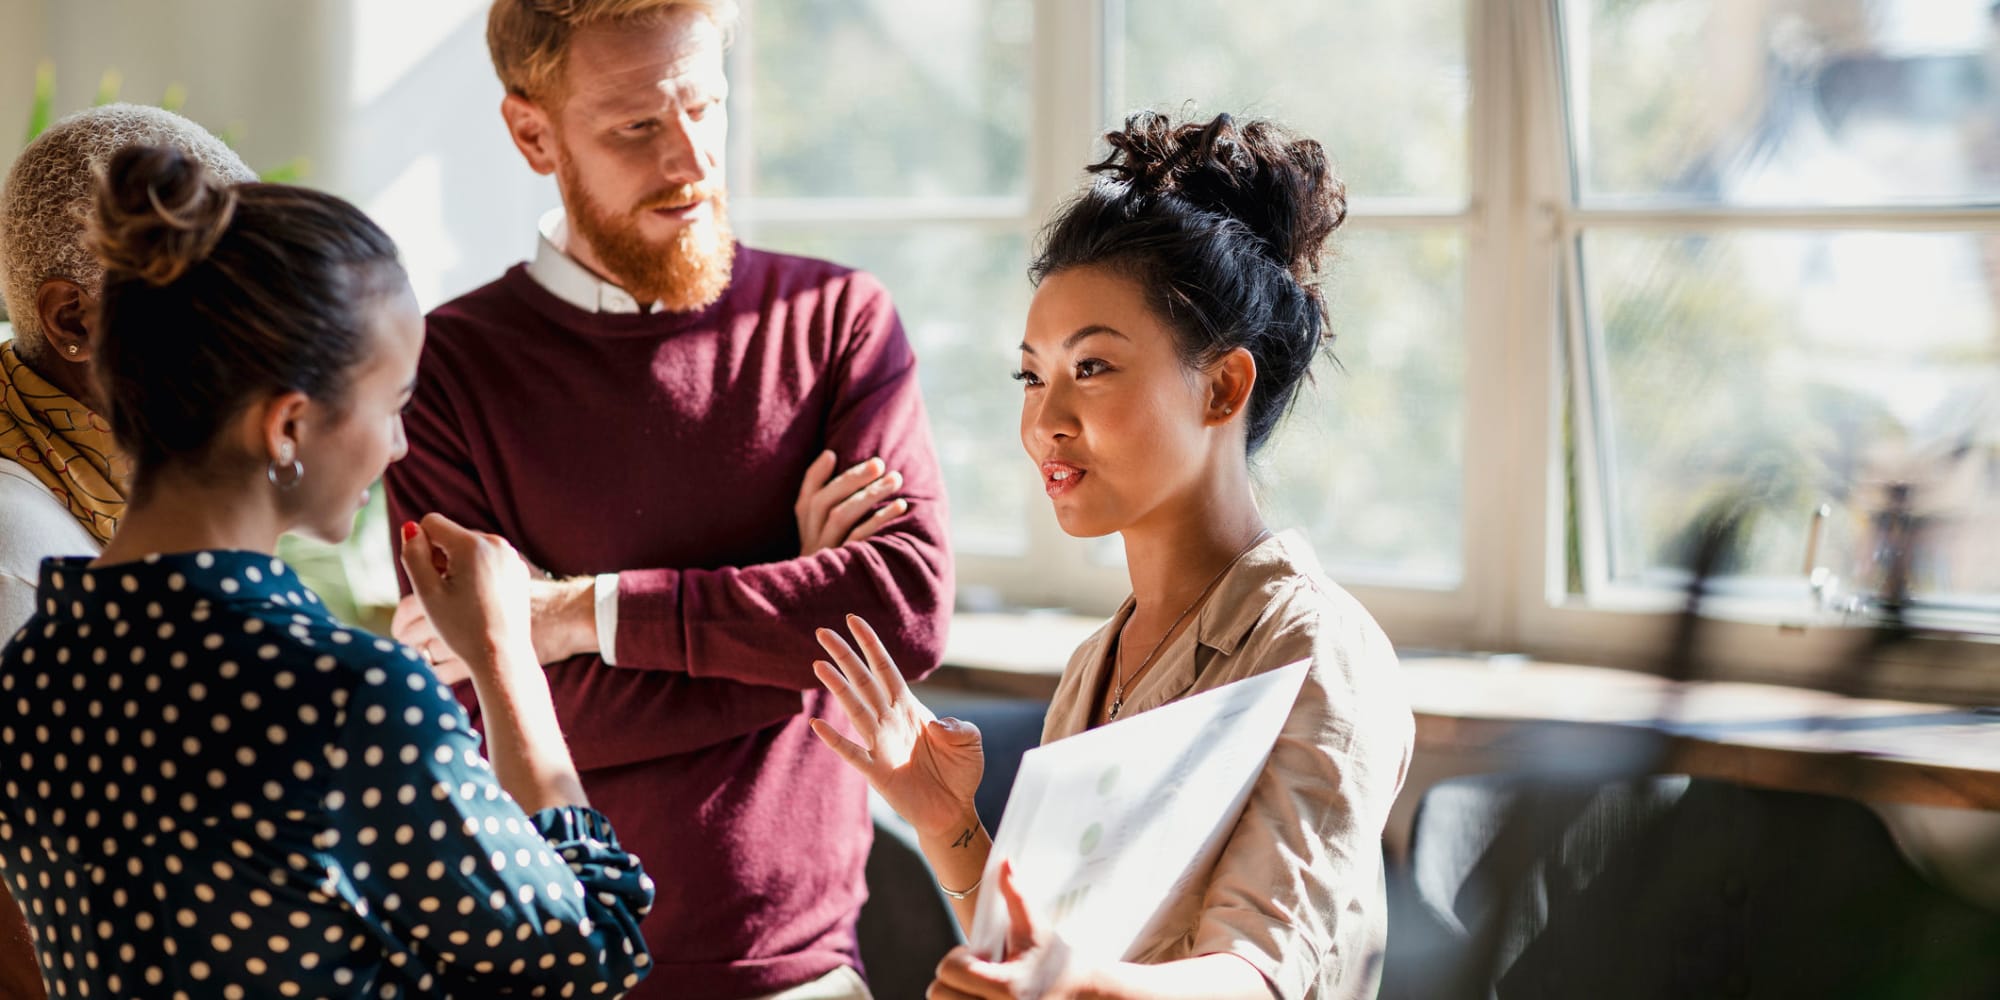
[1094,110,1346,287]
[87,144,238,287]
[1034,111,1348,455]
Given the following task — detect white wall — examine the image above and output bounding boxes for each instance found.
[1,0,557,312]
[337,0,557,308]
[0,1,48,148]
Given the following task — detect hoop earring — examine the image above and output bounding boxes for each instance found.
[267,458,305,490]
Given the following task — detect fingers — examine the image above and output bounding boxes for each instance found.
[817,457,889,513]
[846,613,915,704]
[795,449,837,508]
[392,608,445,665]
[390,593,428,637]
[391,593,461,680]
[411,513,526,589]
[429,651,473,686]
[806,717,873,771]
[924,979,981,1000]
[816,626,892,720]
[416,511,470,546]
[795,450,836,544]
[811,659,878,742]
[997,859,1040,960]
[932,947,1006,997]
[798,456,903,557]
[841,498,910,545]
[823,469,904,543]
[399,521,446,604]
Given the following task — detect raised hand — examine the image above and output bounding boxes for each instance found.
[397,514,536,677]
[809,614,984,841]
[795,451,909,556]
[398,513,586,814]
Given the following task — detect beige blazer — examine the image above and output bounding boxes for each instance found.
[1041,531,1413,1000]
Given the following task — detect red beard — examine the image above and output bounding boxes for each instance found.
[560,158,735,313]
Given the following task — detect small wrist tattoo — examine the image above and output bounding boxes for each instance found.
[951,828,975,849]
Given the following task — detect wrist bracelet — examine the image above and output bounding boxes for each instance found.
[939,875,982,900]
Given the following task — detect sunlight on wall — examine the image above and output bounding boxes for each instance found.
[368,153,457,309]
[350,0,488,108]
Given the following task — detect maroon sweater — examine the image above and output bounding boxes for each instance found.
[385,248,953,999]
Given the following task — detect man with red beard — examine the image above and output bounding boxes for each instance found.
[383,2,953,998]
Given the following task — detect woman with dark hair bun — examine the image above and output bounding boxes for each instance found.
[0,146,655,998]
[812,112,1414,999]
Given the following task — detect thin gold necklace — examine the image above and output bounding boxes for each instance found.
[1109,528,1271,720]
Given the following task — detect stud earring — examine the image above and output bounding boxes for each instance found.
[65,345,79,356]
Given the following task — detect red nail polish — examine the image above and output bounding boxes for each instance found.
[401,521,419,542]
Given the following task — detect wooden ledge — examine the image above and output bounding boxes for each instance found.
[938,614,2000,811]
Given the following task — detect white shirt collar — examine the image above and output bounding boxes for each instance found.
[525,208,661,314]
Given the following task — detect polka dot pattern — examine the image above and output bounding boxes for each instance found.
[0,552,655,997]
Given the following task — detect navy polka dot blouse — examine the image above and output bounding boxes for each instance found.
[0,551,655,998]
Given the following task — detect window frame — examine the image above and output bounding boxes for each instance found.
[729,0,2000,701]
[1511,0,2000,699]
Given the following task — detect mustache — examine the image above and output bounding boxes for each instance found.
[634,184,726,214]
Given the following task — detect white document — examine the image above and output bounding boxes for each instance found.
[967,659,1311,964]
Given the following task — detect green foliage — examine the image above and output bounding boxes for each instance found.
[278,488,397,634]
[93,68,120,106]
[23,61,53,145]
[17,61,308,184]
[259,158,312,184]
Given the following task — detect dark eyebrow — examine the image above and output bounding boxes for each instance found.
[1018,324,1130,355]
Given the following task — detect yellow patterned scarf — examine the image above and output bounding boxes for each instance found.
[0,341,127,546]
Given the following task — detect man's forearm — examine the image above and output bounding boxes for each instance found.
[600,526,951,688]
[529,575,599,664]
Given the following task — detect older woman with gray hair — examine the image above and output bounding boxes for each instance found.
[0,103,255,634]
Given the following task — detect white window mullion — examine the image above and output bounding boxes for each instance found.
[1005,0,1115,611]
[1455,0,1508,650]
[1490,0,1585,647]
[1559,232,1617,600]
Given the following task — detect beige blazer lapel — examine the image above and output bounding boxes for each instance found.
[1112,637,1202,720]
[1040,599,1129,744]
[1122,531,1301,718]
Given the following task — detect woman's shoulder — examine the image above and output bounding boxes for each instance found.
[1212,532,1402,698]
[1226,532,1389,645]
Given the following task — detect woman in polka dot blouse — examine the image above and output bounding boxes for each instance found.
[0,146,655,998]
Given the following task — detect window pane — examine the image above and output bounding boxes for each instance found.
[1566,0,2000,206]
[740,0,1030,199]
[747,226,1032,554]
[1118,0,1468,202]
[1263,230,1465,585]
[1583,229,2000,605]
